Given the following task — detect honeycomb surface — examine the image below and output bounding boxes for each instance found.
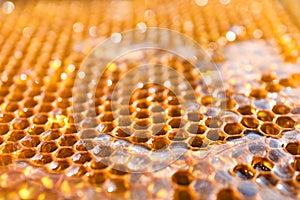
[0,0,300,199]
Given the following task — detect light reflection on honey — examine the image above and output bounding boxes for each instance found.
[0,0,300,199]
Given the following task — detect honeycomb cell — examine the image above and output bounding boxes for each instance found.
[188,136,204,148]
[56,147,74,158]
[187,123,206,134]
[131,130,150,143]
[105,178,128,194]
[256,172,279,187]
[260,123,280,136]
[41,130,61,141]
[59,135,78,146]
[48,160,70,172]
[134,109,150,119]
[257,110,275,122]
[265,83,282,92]
[31,154,53,165]
[285,142,300,155]
[88,171,107,185]
[32,114,48,125]
[173,189,195,200]
[205,117,223,128]
[0,113,14,123]
[40,141,58,153]
[7,130,26,141]
[261,72,276,82]
[171,170,194,186]
[272,104,291,115]
[17,148,36,159]
[0,124,9,135]
[275,116,295,128]
[216,188,240,200]
[187,111,203,122]
[292,157,300,171]
[223,123,244,135]
[251,156,274,171]
[279,77,295,87]
[250,89,267,99]
[168,129,189,141]
[1,142,19,153]
[241,116,259,128]
[206,129,223,141]
[237,105,256,115]
[232,164,256,179]
[27,125,45,135]
[167,118,186,128]
[19,135,37,149]
[151,137,169,150]
[12,118,29,130]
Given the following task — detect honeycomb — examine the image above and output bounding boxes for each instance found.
[0,0,300,199]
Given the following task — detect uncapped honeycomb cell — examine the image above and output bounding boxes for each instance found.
[0,0,300,199]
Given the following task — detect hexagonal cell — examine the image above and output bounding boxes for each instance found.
[0,124,9,135]
[166,96,180,105]
[223,123,244,135]
[285,142,300,155]
[48,160,70,172]
[187,111,203,122]
[256,172,279,187]
[151,137,169,150]
[133,109,150,119]
[279,77,295,87]
[32,114,48,125]
[131,130,150,143]
[171,170,194,186]
[188,136,205,149]
[265,83,281,92]
[132,119,151,130]
[168,129,189,141]
[241,116,259,128]
[72,152,92,164]
[132,99,150,109]
[187,123,207,134]
[99,112,115,122]
[39,141,58,153]
[56,147,74,158]
[7,130,26,142]
[293,156,300,171]
[12,118,29,130]
[275,116,295,128]
[31,154,52,165]
[232,164,256,180]
[249,88,267,99]
[88,171,107,185]
[173,189,195,200]
[167,118,186,128]
[166,106,182,117]
[257,110,275,122]
[114,127,132,138]
[261,72,276,82]
[272,104,291,115]
[206,129,223,141]
[237,105,256,115]
[237,182,257,198]
[105,178,129,194]
[0,113,14,123]
[205,117,223,128]
[251,156,274,171]
[260,123,280,136]
[216,188,240,200]
[151,113,166,124]
[66,165,87,177]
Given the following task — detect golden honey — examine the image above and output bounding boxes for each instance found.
[0,0,300,199]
